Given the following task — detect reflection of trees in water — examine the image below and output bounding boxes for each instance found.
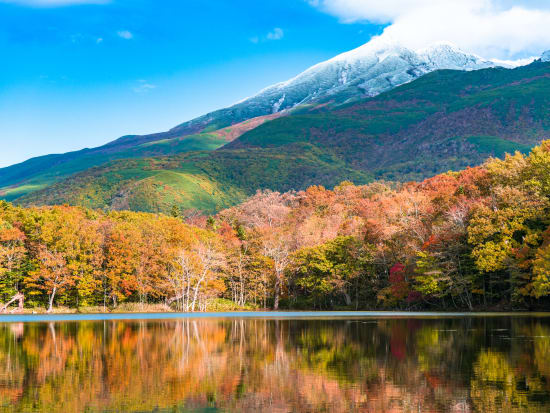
[0,318,550,412]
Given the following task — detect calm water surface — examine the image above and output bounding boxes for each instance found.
[1,312,550,412]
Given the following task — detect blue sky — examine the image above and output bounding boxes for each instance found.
[0,0,383,167]
[2,0,550,168]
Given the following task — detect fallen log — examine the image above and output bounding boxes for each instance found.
[167,294,185,306]
[0,292,24,314]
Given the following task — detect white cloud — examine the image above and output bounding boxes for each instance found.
[133,80,156,94]
[309,0,550,59]
[0,0,109,6]
[267,28,284,41]
[117,30,133,40]
[250,28,284,44]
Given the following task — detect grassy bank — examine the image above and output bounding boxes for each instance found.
[11,299,257,315]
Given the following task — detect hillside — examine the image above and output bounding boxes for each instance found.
[0,41,498,202]
[17,145,371,213]
[7,140,550,313]
[231,60,550,181]
[0,114,281,202]
[16,59,550,214]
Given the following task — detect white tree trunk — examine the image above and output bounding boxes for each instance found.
[47,287,57,313]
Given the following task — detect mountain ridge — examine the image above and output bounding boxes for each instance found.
[170,40,500,135]
[16,59,550,213]
[1,41,546,206]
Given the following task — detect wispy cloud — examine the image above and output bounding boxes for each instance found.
[250,28,284,44]
[0,0,109,6]
[267,27,284,41]
[308,0,550,60]
[117,30,133,40]
[133,80,156,94]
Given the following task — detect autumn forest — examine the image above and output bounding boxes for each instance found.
[3,142,550,313]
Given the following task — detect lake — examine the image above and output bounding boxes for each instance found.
[1,312,550,412]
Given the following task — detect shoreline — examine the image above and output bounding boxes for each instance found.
[2,310,550,323]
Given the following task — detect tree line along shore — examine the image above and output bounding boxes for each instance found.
[3,141,550,313]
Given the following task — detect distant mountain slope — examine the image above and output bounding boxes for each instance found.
[0,130,223,201]
[230,60,550,181]
[18,144,371,213]
[0,40,499,202]
[17,59,550,214]
[0,113,280,201]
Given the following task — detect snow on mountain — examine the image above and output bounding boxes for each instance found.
[247,39,496,105]
[171,39,498,134]
[542,50,550,62]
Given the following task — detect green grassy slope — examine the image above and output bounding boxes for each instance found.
[0,112,285,202]
[19,144,371,213]
[13,60,550,214]
[17,158,245,213]
[0,131,228,202]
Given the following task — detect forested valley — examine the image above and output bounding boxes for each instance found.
[3,141,550,313]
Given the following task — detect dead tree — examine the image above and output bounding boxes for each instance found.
[0,292,24,313]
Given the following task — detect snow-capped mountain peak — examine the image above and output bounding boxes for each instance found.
[172,40,507,134]
[417,42,493,70]
[542,50,550,63]
[243,40,497,110]
[327,36,411,65]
